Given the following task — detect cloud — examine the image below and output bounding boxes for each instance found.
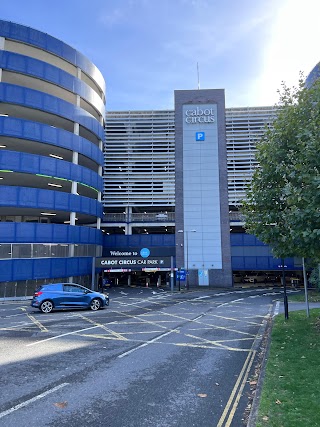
[161,11,270,65]
[254,0,320,105]
[99,7,126,28]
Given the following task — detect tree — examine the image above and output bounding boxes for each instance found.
[242,76,320,262]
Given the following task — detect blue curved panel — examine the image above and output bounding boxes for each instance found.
[0,83,104,140]
[0,117,104,165]
[0,20,106,94]
[0,150,103,191]
[0,51,105,115]
[0,257,94,281]
[0,186,103,217]
[0,223,103,244]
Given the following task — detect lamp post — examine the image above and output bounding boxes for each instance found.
[280,258,289,320]
[178,229,196,290]
[266,224,289,320]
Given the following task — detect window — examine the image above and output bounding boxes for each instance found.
[63,284,83,293]
[0,244,12,259]
[12,244,32,258]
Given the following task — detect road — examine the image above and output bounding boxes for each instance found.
[0,286,297,426]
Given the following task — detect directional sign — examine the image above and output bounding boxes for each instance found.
[176,269,186,281]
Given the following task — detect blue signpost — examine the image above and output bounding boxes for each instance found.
[176,268,186,291]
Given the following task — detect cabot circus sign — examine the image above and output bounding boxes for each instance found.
[185,107,215,124]
[95,257,171,270]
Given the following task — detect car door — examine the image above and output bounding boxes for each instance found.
[62,284,90,307]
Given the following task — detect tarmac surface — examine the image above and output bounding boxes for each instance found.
[0,286,320,427]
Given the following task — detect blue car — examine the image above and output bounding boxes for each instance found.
[31,283,109,313]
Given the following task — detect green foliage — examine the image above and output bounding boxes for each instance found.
[308,266,320,290]
[256,309,320,427]
[242,76,320,261]
[288,290,320,302]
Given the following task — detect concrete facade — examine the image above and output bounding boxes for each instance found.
[174,89,232,287]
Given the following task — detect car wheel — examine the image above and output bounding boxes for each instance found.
[90,298,101,311]
[40,300,53,313]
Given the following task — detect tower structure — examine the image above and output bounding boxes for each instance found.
[0,20,106,292]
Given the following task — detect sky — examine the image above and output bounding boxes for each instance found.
[1,0,320,110]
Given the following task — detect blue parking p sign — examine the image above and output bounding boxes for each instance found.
[196,132,205,141]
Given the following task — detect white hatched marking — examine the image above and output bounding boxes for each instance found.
[0,383,69,419]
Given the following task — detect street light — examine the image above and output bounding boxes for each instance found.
[178,229,196,290]
[266,224,289,320]
[279,259,289,320]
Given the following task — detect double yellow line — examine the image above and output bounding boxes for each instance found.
[217,349,256,426]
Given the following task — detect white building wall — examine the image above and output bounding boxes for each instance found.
[182,104,222,269]
[104,106,276,211]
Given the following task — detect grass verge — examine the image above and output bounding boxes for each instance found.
[288,289,320,303]
[256,309,320,427]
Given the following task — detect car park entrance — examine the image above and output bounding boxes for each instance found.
[96,254,174,289]
[233,271,303,286]
[100,270,171,289]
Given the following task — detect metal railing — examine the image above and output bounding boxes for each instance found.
[103,211,244,223]
[0,281,35,300]
[0,275,92,300]
[103,212,175,223]
[229,212,245,222]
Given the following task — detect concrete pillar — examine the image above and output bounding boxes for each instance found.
[74,122,79,135]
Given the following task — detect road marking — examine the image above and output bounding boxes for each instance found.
[75,313,128,341]
[217,349,256,426]
[193,314,204,321]
[20,307,48,332]
[4,313,25,318]
[111,310,171,331]
[231,298,244,303]
[217,308,271,427]
[158,310,255,337]
[0,383,69,419]
[225,351,256,426]
[208,313,260,326]
[118,330,175,358]
[274,300,280,316]
[26,325,98,346]
[183,333,252,351]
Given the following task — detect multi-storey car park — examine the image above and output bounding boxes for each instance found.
[102,100,302,288]
[0,20,314,295]
[226,106,278,210]
[104,106,277,225]
[103,110,176,229]
[0,20,105,296]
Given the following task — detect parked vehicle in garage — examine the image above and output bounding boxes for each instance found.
[31,283,109,313]
[265,273,279,284]
[233,273,245,283]
[243,272,266,284]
